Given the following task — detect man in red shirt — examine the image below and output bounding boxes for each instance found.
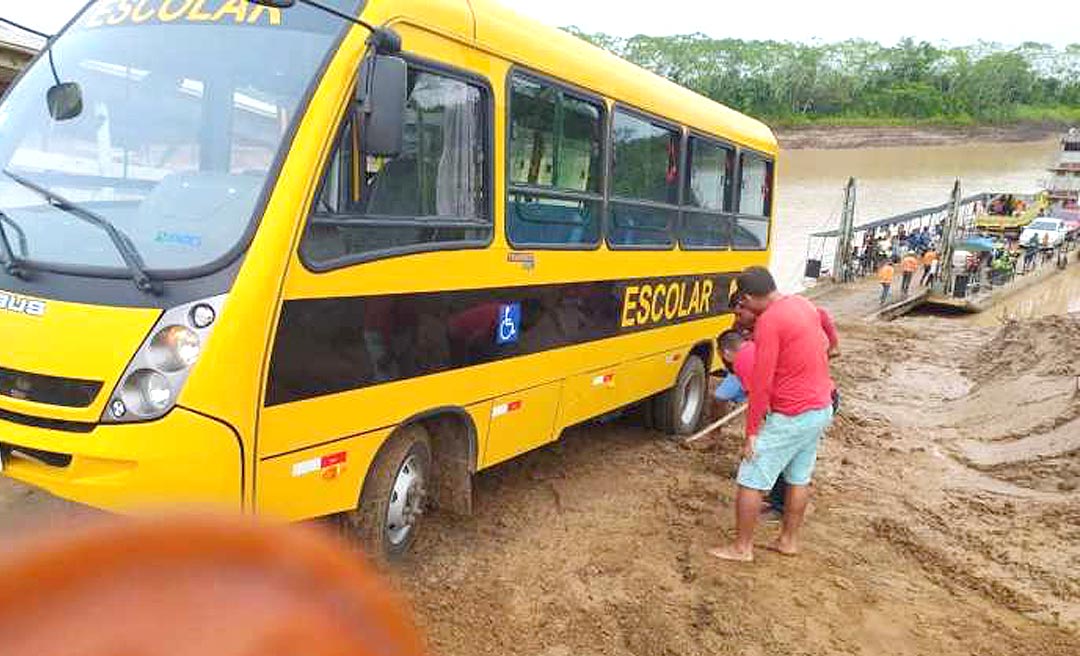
[711,267,835,562]
[723,291,839,521]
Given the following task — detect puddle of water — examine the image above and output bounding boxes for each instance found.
[966,263,1080,327]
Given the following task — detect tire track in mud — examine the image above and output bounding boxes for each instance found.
[984,455,1080,494]
[960,419,1080,468]
[972,396,1080,444]
[903,497,1080,608]
[871,516,1044,614]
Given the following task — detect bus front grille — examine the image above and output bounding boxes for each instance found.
[0,366,103,409]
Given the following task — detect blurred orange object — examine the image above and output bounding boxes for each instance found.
[0,516,426,656]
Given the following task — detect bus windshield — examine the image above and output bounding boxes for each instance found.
[0,0,362,275]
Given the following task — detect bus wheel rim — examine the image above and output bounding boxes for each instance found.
[680,374,704,427]
[386,454,424,546]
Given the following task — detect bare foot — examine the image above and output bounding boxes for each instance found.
[765,539,799,557]
[709,544,754,562]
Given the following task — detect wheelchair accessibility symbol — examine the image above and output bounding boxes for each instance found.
[496,302,521,345]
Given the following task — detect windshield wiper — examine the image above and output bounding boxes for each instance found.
[0,211,30,280]
[2,169,161,294]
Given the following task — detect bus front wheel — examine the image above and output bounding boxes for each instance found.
[653,355,707,436]
[345,424,432,561]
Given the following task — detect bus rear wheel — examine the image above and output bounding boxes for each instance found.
[344,424,432,561]
[653,355,707,436]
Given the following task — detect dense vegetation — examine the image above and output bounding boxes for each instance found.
[564,30,1080,126]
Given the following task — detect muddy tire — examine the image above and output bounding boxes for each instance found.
[652,355,707,436]
[641,393,657,430]
[344,424,432,561]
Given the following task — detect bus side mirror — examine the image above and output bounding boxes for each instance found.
[47,82,83,121]
[357,55,407,158]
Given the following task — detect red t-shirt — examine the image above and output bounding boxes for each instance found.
[732,342,756,389]
[747,295,835,437]
[818,307,839,351]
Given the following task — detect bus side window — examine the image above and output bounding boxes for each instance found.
[733,152,772,250]
[681,136,734,250]
[608,109,679,249]
[506,73,604,248]
[301,67,491,265]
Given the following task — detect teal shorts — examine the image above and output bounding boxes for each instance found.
[737,406,834,491]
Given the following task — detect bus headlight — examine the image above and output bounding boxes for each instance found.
[120,370,173,416]
[103,294,226,423]
[149,326,201,372]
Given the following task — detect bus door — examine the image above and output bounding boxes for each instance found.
[255,23,507,519]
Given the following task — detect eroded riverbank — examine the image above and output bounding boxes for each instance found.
[966,263,1080,327]
[776,122,1070,150]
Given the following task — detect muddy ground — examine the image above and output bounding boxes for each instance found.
[1,285,1078,655]
[394,288,1080,656]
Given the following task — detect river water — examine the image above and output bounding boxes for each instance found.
[773,138,1062,293]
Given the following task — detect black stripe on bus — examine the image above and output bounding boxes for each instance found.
[265,272,736,406]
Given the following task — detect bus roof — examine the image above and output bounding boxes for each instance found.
[377,0,779,156]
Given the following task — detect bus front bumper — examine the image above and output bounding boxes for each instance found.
[0,407,243,513]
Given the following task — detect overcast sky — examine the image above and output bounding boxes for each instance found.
[1,0,1076,47]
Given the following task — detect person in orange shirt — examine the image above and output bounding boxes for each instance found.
[900,252,920,295]
[878,260,895,305]
[920,248,938,286]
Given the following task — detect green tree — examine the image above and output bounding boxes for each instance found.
[562,29,1079,125]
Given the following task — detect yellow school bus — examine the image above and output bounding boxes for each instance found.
[0,0,776,557]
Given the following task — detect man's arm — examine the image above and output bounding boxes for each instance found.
[746,319,779,439]
[818,307,841,357]
[714,373,747,404]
